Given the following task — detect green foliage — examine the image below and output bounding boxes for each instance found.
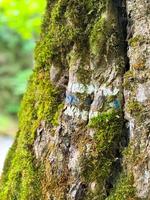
[11,69,32,95]
[0,0,45,121]
[0,26,33,116]
[0,0,46,38]
[0,115,10,131]
[0,0,46,124]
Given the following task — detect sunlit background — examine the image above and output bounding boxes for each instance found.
[0,0,46,173]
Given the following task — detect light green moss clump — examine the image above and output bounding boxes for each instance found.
[89,109,123,152]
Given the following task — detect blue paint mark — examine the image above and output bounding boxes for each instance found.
[113,99,121,109]
[66,95,73,104]
[65,94,78,105]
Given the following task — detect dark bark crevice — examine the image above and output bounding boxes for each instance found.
[105,0,130,197]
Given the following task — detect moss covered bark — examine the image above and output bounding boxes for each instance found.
[0,0,139,200]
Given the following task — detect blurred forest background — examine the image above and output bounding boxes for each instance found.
[0,0,45,136]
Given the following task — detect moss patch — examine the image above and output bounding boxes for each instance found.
[123,71,135,90]
[51,103,64,126]
[81,109,124,199]
[0,67,62,199]
[106,173,137,200]
[126,100,142,117]
[128,35,144,47]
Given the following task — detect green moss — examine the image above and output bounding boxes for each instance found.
[89,0,124,74]
[0,133,43,200]
[35,0,78,68]
[126,100,142,116]
[51,103,64,126]
[123,142,139,168]
[106,173,136,200]
[0,67,62,199]
[107,95,117,103]
[123,71,135,90]
[90,14,108,56]
[89,109,123,152]
[106,143,138,200]
[76,66,91,85]
[128,35,144,47]
[81,109,124,199]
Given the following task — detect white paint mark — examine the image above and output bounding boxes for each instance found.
[102,86,119,96]
[67,82,119,97]
[64,106,89,121]
[67,82,97,94]
[87,84,97,94]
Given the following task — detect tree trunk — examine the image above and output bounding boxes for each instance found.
[0,0,149,199]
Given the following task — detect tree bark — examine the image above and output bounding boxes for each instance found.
[0,0,149,200]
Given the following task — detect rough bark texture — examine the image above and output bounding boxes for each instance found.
[0,0,149,200]
[124,0,150,199]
